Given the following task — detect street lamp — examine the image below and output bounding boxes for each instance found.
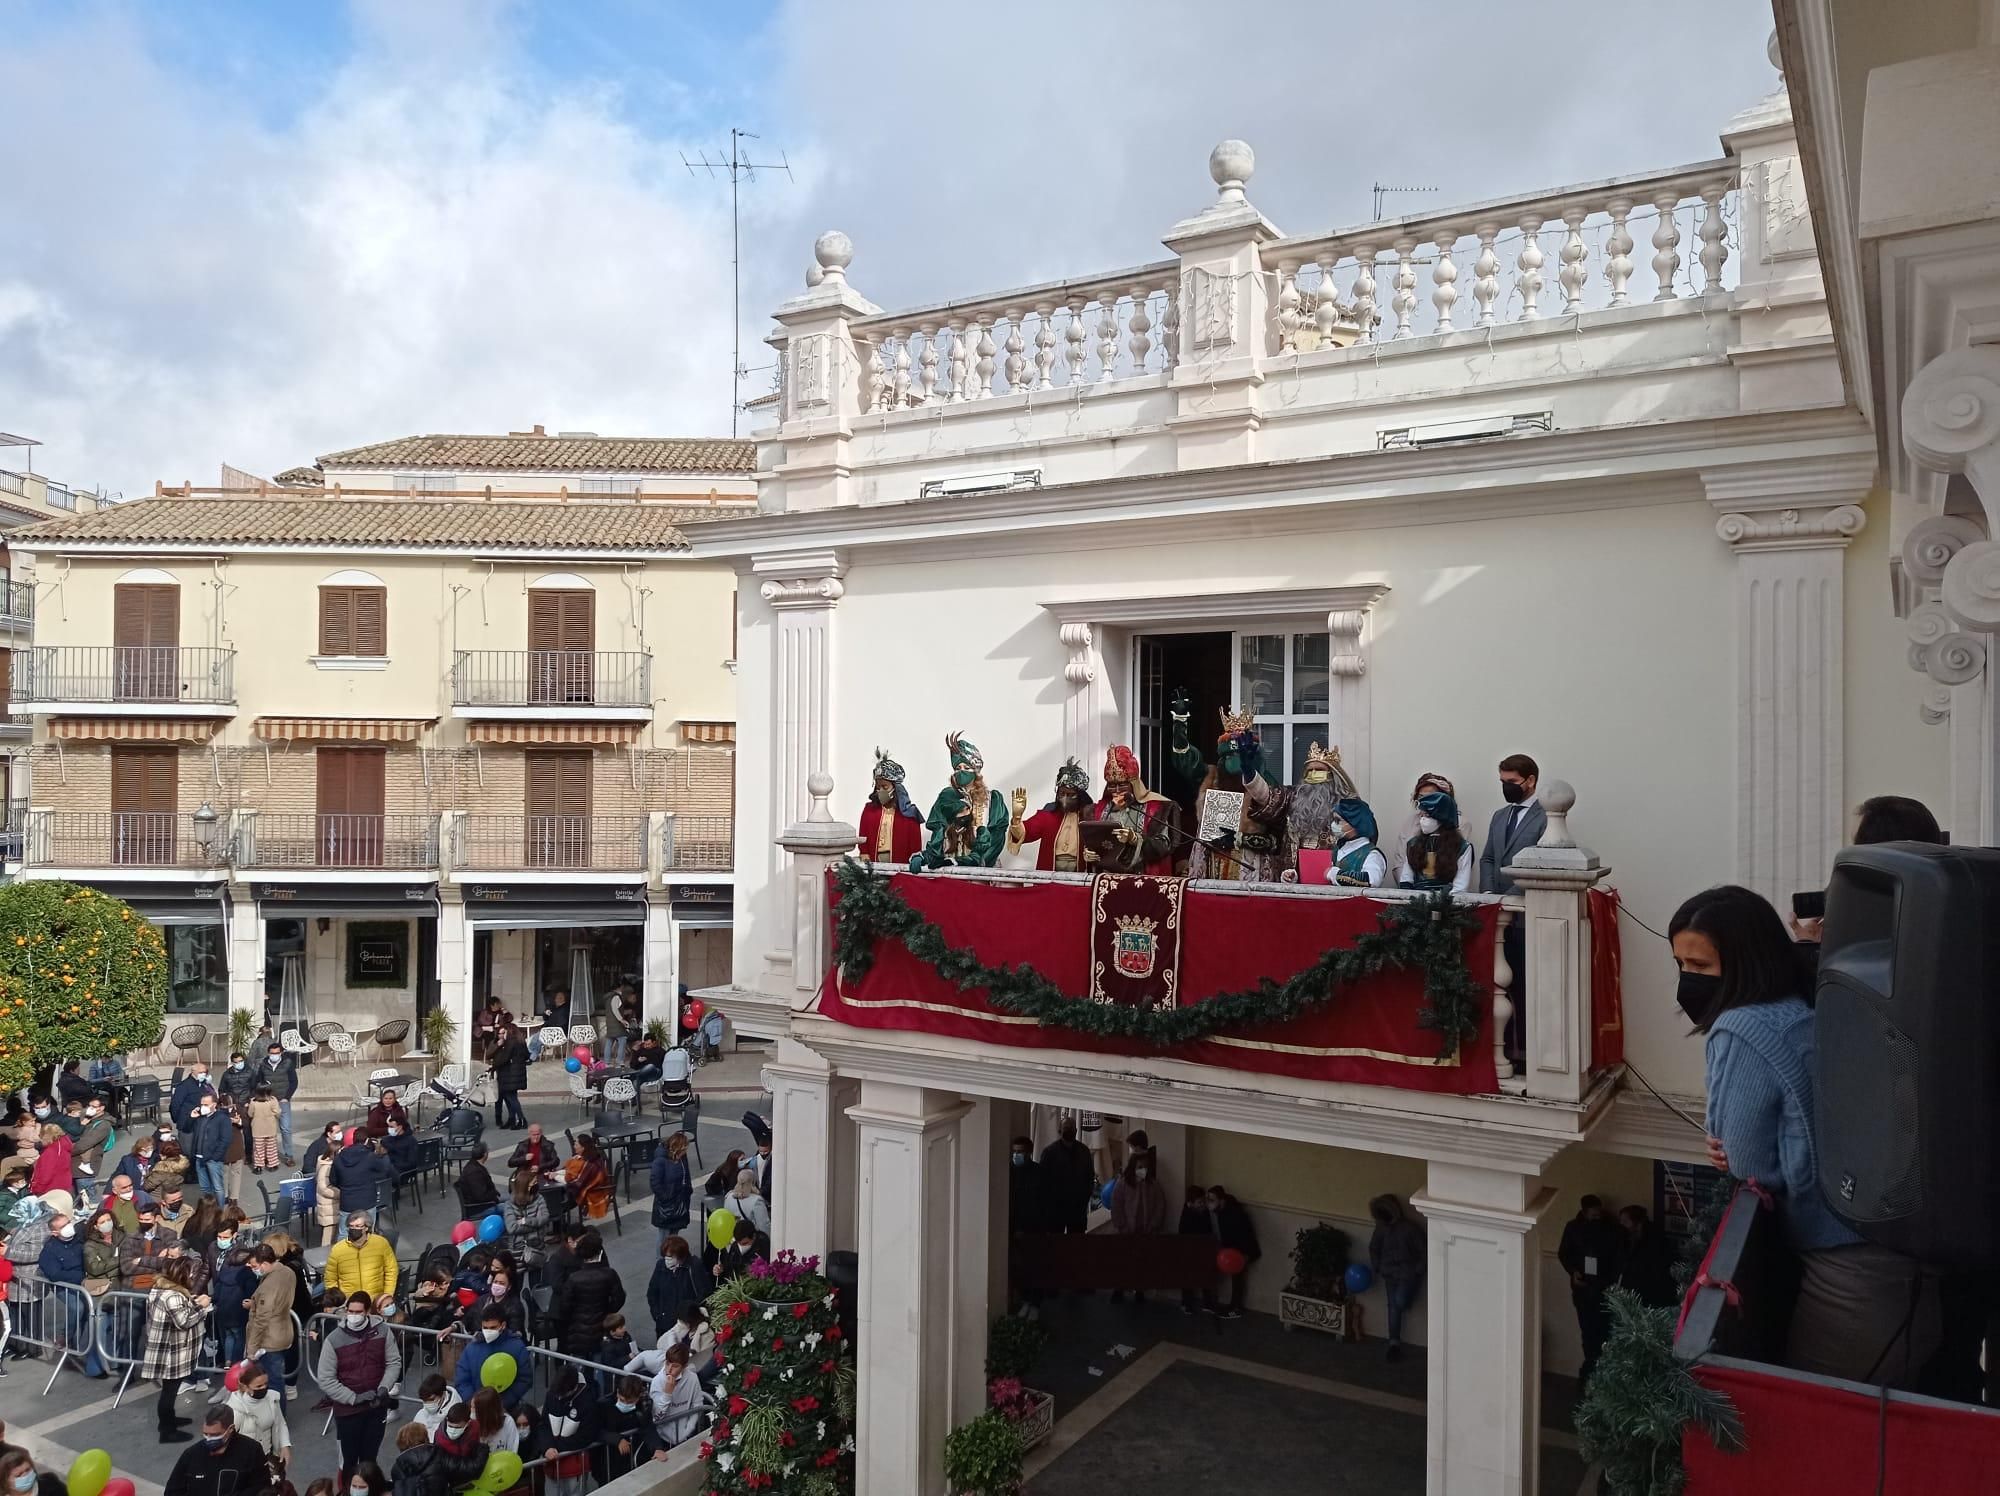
[192,801,220,861]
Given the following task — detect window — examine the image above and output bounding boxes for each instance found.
[319,586,387,656]
[110,744,178,865]
[578,477,641,495]
[164,923,227,1013]
[391,473,458,492]
[524,749,593,867]
[1239,632,1331,782]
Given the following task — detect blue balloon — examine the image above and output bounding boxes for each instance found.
[1100,1181,1116,1209]
[1344,1262,1374,1296]
[564,1056,582,1073]
[477,1213,506,1244]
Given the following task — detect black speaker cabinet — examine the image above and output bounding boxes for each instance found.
[1815,842,2000,1269]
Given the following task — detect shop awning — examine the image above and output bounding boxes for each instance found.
[679,720,735,745]
[253,882,438,918]
[464,895,648,928]
[50,717,218,743]
[254,717,433,743]
[93,887,230,925]
[464,721,644,746]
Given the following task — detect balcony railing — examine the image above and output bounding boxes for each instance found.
[26,811,231,869]
[450,651,652,710]
[242,813,439,870]
[14,646,236,705]
[452,814,649,873]
[663,814,732,871]
[0,579,33,625]
[0,800,24,863]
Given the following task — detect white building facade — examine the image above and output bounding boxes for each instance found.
[695,50,1945,1496]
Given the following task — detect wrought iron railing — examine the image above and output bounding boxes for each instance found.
[14,645,235,704]
[0,579,33,625]
[452,814,649,872]
[241,813,439,869]
[26,811,232,869]
[663,814,732,870]
[450,650,652,709]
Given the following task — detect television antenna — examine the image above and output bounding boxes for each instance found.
[1371,182,1440,220]
[683,128,793,437]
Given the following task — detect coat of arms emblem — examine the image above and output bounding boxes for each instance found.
[1113,913,1159,979]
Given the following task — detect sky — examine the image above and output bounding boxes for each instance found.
[0,0,1780,497]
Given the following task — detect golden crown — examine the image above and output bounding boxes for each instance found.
[1219,705,1256,735]
[1114,913,1159,938]
[1305,741,1341,771]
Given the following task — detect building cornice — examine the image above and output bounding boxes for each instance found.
[28,542,720,563]
[1041,584,1389,629]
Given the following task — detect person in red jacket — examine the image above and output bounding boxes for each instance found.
[856,747,924,866]
[1007,758,1093,872]
[1091,745,1180,876]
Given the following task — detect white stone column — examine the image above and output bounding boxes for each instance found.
[1703,454,1875,903]
[436,896,473,1065]
[850,1081,974,1496]
[1412,1162,1554,1496]
[644,898,677,1035]
[227,892,266,1026]
[952,1098,998,1427]
[756,553,845,979]
[764,1035,859,1260]
[1504,781,1612,1105]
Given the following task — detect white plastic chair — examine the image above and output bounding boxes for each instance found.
[326,1030,359,1066]
[538,1026,567,1059]
[568,1068,603,1113]
[567,1023,598,1049]
[368,1067,400,1087]
[280,1030,314,1055]
[602,1076,638,1116]
[436,1062,469,1093]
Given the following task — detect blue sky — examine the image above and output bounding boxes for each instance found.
[0,0,1779,495]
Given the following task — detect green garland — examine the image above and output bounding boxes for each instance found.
[830,860,1484,1056]
[1573,1288,1743,1496]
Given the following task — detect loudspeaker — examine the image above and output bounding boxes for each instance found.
[1815,842,2000,1269]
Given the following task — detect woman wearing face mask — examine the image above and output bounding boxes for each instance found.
[348,1460,390,1496]
[209,1237,254,1370]
[645,1234,712,1339]
[471,1385,519,1453]
[1107,1149,1168,1304]
[0,1451,59,1496]
[1671,885,1940,1388]
[223,1362,292,1468]
[1388,772,1457,887]
[1398,788,1474,893]
[145,1132,191,1197]
[726,1167,770,1238]
[463,1267,527,1340]
[141,1256,211,1442]
[318,1290,403,1489]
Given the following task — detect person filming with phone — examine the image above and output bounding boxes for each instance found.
[1790,796,1945,970]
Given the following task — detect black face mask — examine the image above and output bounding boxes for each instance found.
[1676,970,1723,1025]
[1501,780,1528,805]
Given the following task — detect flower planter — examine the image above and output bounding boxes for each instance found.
[1279,1289,1352,1337]
[1018,1389,1055,1450]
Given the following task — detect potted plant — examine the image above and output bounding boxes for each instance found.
[944,1409,1025,1496]
[987,1375,1055,1452]
[1281,1222,1354,1336]
[643,1018,671,1046]
[420,1007,456,1060]
[984,1315,1054,1449]
[227,1006,258,1057]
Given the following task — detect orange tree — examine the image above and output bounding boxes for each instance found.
[0,880,168,1092]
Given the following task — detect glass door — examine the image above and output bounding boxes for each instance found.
[1229,630,1331,782]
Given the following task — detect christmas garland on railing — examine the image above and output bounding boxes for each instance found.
[829,860,1484,1055]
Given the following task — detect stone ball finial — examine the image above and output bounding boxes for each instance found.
[805,263,825,288]
[813,231,854,280]
[1540,778,1576,819]
[1767,29,1782,76]
[1209,140,1255,204]
[807,770,835,800]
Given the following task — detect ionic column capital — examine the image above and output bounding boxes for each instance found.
[1701,453,1876,553]
[1904,345,2000,532]
[754,548,848,609]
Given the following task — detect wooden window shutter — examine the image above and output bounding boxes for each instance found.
[149,586,178,646]
[115,584,178,648]
[561,591,594,651]
[320,587,386,656]
[558,749,592,816]
[528,592,561,652]
[353,589,386,656]
[112,746,177,813]
[319,588,351,656]
[525,751,559,819]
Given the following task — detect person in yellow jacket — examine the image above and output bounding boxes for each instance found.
[324,1213,399,1300]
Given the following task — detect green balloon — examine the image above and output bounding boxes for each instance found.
[67,1450,111,1496]
[481,1450,524,1491]
[479,1350,518,1392]
[706,1207,738,1251]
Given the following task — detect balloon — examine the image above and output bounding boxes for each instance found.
[479,1451,523,1491]
[478,1213,505,1245]
[479,1351,518,1392]
[572,1044,591,1062]
[564,1057,582,1073]
[67,1450,110,1496]
[706,1207,737,1250]
[224,1361,244,1392]
[451,1221,478,1245]
[681,1010,698,1030]
[685,999,705,1021]
[1215,1248,1246,1276]
[102,1481,136,1496]
[1344,1262,1374,1295]
[1100,1181,1116,1209]
[456,1287,478,1307]
[344,1126,360,1146]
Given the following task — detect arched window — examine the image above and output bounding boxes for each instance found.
[319,570,387,656]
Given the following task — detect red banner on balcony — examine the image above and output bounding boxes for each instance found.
[820,873,1500,1094]
[1589,885,1625,1070]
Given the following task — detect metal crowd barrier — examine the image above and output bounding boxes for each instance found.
[90,1287,306,1411]
[0,1275,100,1394]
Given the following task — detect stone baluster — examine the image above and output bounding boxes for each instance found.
[1390,237,1419,339]
[945,319,968,403]
[1492,906,1517,1086]
[1651,192,1683,300]
[1351,245,1378,343]
[1558,206,1589,314]
[1275,258,1302,352]
[1034,304,1057,388]
[1063,299,1088,384]
[1158,281,1180,370]
[1515,215,1546,320]
[1604,198,1635,307]
[1471,224,1501,328]
[917,324,939,403]
[1095,295,1119,381]
[1431,229,1460,334]
[1127,286,1152,370]
[974,318,996,398]
[865,334,890,412]
[1001,310,1027,394]
[1698,181,1730,293]
[891,327,912,409]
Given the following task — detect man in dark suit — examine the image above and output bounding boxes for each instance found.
[1480,753,1546,1069]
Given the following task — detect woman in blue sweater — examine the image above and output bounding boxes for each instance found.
[1671,885,1937,1388]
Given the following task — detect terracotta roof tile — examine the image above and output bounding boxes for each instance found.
[11,495,739,552]
[317,433,755,474]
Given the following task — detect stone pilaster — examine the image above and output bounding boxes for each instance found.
[1504,780,1612,1105]
[764,1036,859,1260]
[1704,453,1876,903]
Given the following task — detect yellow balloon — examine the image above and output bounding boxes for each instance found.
[706,1207,738,1250]
[479,1350,518,1392]
[68,1451,111,1496]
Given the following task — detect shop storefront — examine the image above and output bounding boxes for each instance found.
[252,880,439,1041]
[95,880,235,1017]
[463,881,650,1029]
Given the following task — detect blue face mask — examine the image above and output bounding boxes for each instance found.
[12,1471,36,1493]
[203,1435,228,1449]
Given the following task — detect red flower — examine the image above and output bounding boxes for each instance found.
[743,1366,763,1388]
[714,1418,731,1439]
[772,1337,785,1351]
[816,1450,841,1468]
[792,1302,811,1319]
[779,1432,796,1448]
[698,1443,713,1460]
[791,1394,820,1413]
[715,1326,735,1344]
[728,1395,749,1417]
[826,1324,842,1340]
[819,1359,836,1373]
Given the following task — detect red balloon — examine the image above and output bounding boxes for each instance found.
[572,1044,592,1062]
[223,1361,244,1392]
[1215,1248,1247,1276]
[103,1481,136,1496]
[344,1126,360,1147]
[456,1287,478,1306]
[451,1221,477,1245]
[680,1010,699,1030]
[685,999,705,1021]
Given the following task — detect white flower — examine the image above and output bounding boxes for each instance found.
[801,1331,821,1350]
[822,1292,836,1309]
[763,1307,778,1321]
[717,1452,736,1471]
[782,1368,794,1381]
[817,1421,827,1439]
[740,1333,754,1346]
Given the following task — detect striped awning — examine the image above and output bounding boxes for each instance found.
[679,719,736,745]
[253,717,433,743]
[465,721,644,746]
[50,717,218,743]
